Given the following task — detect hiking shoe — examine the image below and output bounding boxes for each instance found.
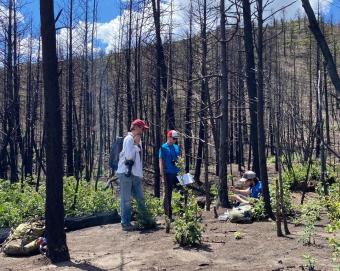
[121,223,137,231]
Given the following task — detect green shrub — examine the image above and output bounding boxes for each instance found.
[210,183,218,200]
[144,192,164,217]
[0,179,44,228]
[282,162,337,190]
[282,162,311,188]
[297,200,322,245]
[269,181,294,215]
[133,192,161,230]
[0,177,119,228]
[322,180,340,224]
[303,254,317,271]
[248,181,294,220]
[134,202,157,230]
[267,155,276,165]
[323,180,340,268]
[249,197,266,220]
[326,222,340,268]
[172,190,184,216]
[63,177,118,217]
[174,190,203,247]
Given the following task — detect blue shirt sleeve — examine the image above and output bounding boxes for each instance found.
[250,181,262,198]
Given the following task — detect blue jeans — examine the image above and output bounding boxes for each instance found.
[117,173,145,226]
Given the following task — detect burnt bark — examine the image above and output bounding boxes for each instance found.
[40,0,70,262]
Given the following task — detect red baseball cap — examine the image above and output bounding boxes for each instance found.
[167,130,179,138]
[132,119,149,129]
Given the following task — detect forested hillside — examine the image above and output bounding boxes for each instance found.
[0,0,339,269]
[0,3,338,187]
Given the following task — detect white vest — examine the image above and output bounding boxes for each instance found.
[116,133,143,178]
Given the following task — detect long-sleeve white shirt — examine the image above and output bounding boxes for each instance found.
[116,132,143,178]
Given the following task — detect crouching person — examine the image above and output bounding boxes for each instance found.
[230,171,262,205]
[116,119,149,231]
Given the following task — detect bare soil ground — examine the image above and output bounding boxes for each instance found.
[0,193,337,271]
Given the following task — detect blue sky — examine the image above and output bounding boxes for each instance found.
[24,0,121,30]
[326,1,340,22]
[19,0,340,54]
[24,0,340,29]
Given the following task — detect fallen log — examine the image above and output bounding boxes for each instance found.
[0,211,120,245]
[64,210,120,231]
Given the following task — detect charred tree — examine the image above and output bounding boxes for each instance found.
[301,0,340,105]
[40,0,70,263]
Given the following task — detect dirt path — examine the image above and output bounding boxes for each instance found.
[0,208,337,271]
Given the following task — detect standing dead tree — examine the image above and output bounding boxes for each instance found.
[301,0,340,106]
[40,0,70,263]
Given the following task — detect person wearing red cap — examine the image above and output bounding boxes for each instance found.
[159,130,181,219]
[116,119,149,231]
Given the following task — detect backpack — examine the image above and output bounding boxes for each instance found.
[1,220,45,256]
[109,137,124,172]
[229,204,253,223]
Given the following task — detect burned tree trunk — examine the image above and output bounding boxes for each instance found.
[301,0,340,104]
[40,0,70,262]
[218,0,229,208]
[184,1,193,173]
[241,0,260,175]
[151,0,163,197]
[66,0,74,176]
[256,0,274,219]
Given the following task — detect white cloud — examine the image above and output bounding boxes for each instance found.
[263,0,334,22]
[0,4,25,23]
[2,0,337,57]
[19,35,40,62]
[93,0,218,52]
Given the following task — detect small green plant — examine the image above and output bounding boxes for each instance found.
[134,202,157,230]
[323,179,340,268]
[267,155,276,165]
[326,222,340,267]
[300,224,316,245]
[173,191,203,247]
[210,183,218,200]
[249,197,266,220]
[321,180,340,224]
[234,231,242,240]
[132,192,161,230]
[172,191,184,216]
[303,254,317,271]
[144,192,164,217]
[297,201,321,245]
[269,180,294,215]
[175,156,186,176]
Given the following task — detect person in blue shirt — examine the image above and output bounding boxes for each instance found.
[230,171,262,204]
[159,130,181,219]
